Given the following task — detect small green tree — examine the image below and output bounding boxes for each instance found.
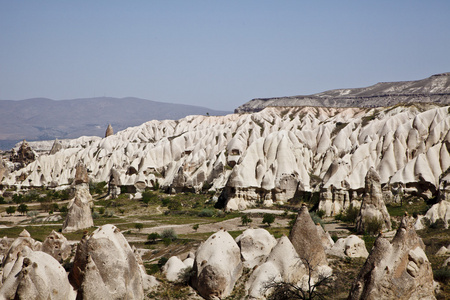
[262,214,275,227]
[142,191,158,205]
[134,223,144,232]
[241,215,253,226]
[18,203,28,215]
[148,232,160,243]
[6,206,16,215]
[192,224,199,231]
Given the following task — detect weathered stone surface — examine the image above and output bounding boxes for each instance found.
[62,185,94,233]
[348,216,436,300]
[49,138,64,155]
[289,205,328,267]
[356,167,391,233]
[246,235,332,299]
[326,235,369,258]
[192,229,243,299]
[0,250,76,300]
[1,230,42,282]
[105,124,114,137]
[235,228,278,268]
[74,162,89,185]
[69,224,145,300]
[10,139,36,167]
[42,230,71,262]
[423,200,450,229]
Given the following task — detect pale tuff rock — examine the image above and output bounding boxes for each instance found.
[289,205,328,267]
[69,224,145,300]
[11,139,36,167]
[435,245,450,256]
[316,223,334,250]
[0,249,76,300]
[0,158,10,182]
[348,216,436,300]
[356,167,391,233]
[1,230,42,282]
[246,235,332,299]
[42,230,71,262]
[62,184,94,233]
[423,200,450,229]
[3,105,450,211]
[235,228,278,268]
[326,235,369,258]
[163,256,192,282]
[105,124,114,137]
[192,229,243,299]
[74,162,89,185]
[49,138,64,155]
[318,184,361,217]
[133,247,159,291]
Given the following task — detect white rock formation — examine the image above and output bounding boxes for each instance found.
[355,167,391,233]
[1,229,42,282]
[62,185,94,233]
[246,235,332,299]
[3,105,450,211]
[69,224,146,300]
[163,256,191,282]
[0,249,76,300]
[423,200,450,229]
[191,229,243,299]
[42,230,72,262]
[348,216,436,300]
[289,205,328,267]
[235,228,278,268]
[326,235,369,258]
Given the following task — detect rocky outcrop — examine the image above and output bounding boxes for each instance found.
[326,235,369,258]
[4,105,450,211]
[348,216,436,300]
[74,162,89,185]
[246,235,332,299]
[1,230,42,282]
[62,185,94,233]
[289,205,328,267]
[235,228,278,268]
[162,256,193,282]
[356,168,391,233]
[0,158,10,182]
[0,249,76,300]
[49,139,64,155]
[42,230,72,262]
[10,140,36,167]
[69,224,145,300]
[191,229,243,299]
[105,124,114,137]
[235,73,450,113]
[423,200,450,229]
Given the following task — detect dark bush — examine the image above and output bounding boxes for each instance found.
[198,208,214,217]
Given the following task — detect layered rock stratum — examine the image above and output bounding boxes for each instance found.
[2,103,450,212]
[235,73,450,113]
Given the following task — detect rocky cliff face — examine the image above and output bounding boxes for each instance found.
[235,73,450,113]
[2,104,450,211]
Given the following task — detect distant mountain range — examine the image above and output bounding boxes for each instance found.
[0,97,230,150]
[235,73,450,113]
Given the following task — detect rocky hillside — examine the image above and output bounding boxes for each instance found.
[2,103,449,211]
[235,73,450,113]
[0,97,230,150]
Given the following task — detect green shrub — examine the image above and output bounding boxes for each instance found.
[6,206,16,215]
[158,257,168,269]
[177,266,194,285]
[98,207,105,215]
[167,200,182,211]
[0,196,5,204]
[26,211,39,218]
[192,224,199,231]
[142,191,158,205]
[241,215,253,226]
[104,209,114,217]
[148,232,160,242]
[198,208,214,217]
[18,203,28,215]
[434,268,450,284]
[92,211,100,219]
[316,209,326,218]
[310,212,324,227]
[160,228,178,241]
[364,216,384,235]
[335,205,359,224]
[134,223,144,231]
[262,214,275,226]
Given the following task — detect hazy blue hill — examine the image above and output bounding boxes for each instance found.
[0,97,230,150]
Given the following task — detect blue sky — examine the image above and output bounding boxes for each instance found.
[1,1,449,111]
